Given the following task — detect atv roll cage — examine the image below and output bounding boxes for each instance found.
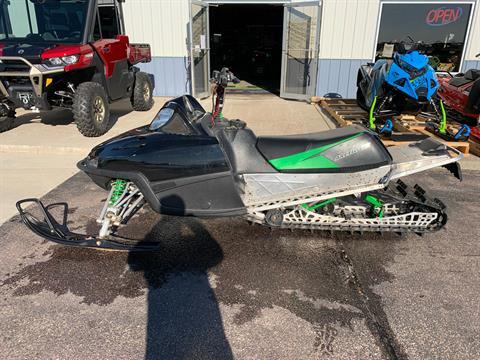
[0,0,94,44]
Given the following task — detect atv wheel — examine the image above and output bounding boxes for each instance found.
[131,72,154,111]
[73,82,110,137]
[0,110,15,133]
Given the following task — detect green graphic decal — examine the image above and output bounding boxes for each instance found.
[269,133,362,170]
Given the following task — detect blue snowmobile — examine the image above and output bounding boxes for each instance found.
[356,40,456,138]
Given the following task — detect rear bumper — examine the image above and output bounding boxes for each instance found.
[388,138,463,180]
[0,56,64,109]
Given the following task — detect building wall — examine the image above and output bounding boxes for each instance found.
[463,0,480,70]
[316,0,380,98]
[122,0,190,96]
[122,0,480,98]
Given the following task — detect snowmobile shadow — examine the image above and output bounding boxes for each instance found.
[127,212,234,359]
[3,197,233,360]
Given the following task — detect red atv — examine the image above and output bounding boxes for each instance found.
[0,0,154,137]
[437,54,480,127]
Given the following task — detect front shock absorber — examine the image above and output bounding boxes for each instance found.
[109,179,127,205]
[430,98,447,135]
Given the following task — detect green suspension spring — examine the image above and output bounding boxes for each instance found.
[109,179,127,205]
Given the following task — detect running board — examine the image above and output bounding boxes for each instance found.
[16,199,161,251]
[388,138,463,180]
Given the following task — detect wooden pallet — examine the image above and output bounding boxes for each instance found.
[312,97,368,127]
[469,139,480,157]
[312,97,470,155]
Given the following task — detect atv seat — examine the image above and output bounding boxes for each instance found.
[256,126,365,161]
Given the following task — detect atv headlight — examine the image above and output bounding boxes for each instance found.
[47,55,79,67]
[62,55,79,64]
[48,57,64,66]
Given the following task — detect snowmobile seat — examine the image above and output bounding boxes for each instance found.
[449,70,479,87]
[256,125,365,161]
[465,69,480,81]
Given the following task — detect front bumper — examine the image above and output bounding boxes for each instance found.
[0,56,64,109]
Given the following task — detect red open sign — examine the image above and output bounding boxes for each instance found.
[426,7,463,26]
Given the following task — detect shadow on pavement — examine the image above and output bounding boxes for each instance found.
[11,99,133,132]
[127,213,233,360]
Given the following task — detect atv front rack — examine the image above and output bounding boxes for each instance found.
[16,199,161,251]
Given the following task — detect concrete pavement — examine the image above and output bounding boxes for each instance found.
[0,169,478,359]
[0,93,479,359]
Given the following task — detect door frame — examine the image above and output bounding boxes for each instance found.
[189,0,211,98]
[279,0,322,101]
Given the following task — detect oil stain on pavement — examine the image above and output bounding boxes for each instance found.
[1,171,479,359]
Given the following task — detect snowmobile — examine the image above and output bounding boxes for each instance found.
[356,40,448,137]
[17,70,463,251]
[437,53,480,127]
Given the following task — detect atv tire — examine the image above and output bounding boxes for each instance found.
[73,82,110,137]
[131,72,154,111]
[0,110,15,133]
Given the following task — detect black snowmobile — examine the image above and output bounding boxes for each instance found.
[17,69,463,251]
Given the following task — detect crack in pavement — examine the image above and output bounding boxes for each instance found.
[336,241,407,360]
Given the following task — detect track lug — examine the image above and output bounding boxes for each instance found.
[414,184,426,195]
[433,198,446,210]
[396,179,408,190]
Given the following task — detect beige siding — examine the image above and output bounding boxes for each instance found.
[319,0,380,59]
[122,0,189,58]
[465,2,479,60]
[122,0,478,62]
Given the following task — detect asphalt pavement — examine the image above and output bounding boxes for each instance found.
[0,167,479,359]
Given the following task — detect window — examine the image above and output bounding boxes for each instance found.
[0,0,89,43]
[376,2,474,72]
[98,5,120,38]
[92,5,121,41]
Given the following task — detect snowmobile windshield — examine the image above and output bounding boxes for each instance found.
[0,0,89,44]
[395,55,427,79]
[149,107,196,135]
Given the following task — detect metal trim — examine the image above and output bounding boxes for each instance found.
[189,0,211,99]
[0,56,64,97]
[280,1,322,100]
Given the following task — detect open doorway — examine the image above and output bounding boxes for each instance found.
[209,4,284,95]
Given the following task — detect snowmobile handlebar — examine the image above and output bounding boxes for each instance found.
[210,68,240,87]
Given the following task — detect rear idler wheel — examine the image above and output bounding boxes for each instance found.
[265,209,284,227]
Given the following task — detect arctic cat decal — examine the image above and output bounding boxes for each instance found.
[269,133,363,170]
